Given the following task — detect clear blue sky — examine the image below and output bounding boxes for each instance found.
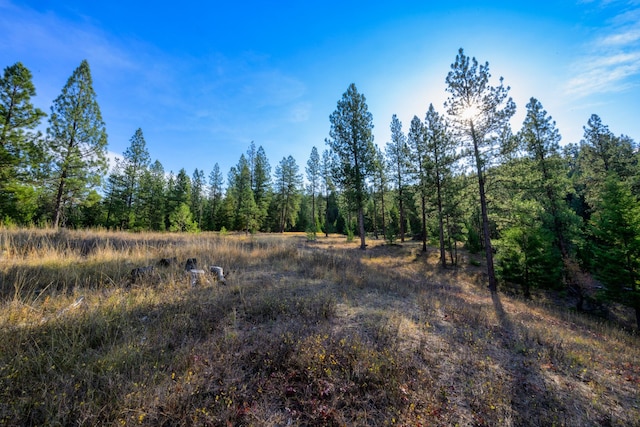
[1,0,639,185]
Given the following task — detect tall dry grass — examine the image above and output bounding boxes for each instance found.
[0,228,638,426]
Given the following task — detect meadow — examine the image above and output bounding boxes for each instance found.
[0,229,638,426]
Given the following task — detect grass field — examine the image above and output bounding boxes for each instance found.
[0,229,638,426]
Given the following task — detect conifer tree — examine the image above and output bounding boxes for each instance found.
[321,149,335,236]
[327,83,375,249]
[0,62,46,222]
[445,48,515,291]
[253,146,272,229]
[274,155,302,232]
[386,114,411,242]
[47,60,108,228]
[138,160,166,231]
[207,163,224,230]
[407,115,428,252]
[424,104,458,267]
[306,146,321,233]
[121,128,150,228]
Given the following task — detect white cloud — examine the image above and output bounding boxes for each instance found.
[564,3,640,97]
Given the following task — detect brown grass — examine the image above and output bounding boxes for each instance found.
[0,229,638,426]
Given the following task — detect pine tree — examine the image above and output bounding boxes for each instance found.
[306,146,321,234]
[274,155,302,232]
[321,149,335,236]
[138,160,166,231]
[121,128,150,228]
[445,48,516,292]
[229,156,257,233]
[327,83,376,249]
[590,177,640,328]
[372,145,388,239]
[47,60,108,228]
[0,62,46,222]
[253,146,272,230]
[407,115,428,252]
[520,98,578,258]
[207,163,224,230]
[424,104,458,267]
[386,114,411,243]
[103,158,127,229]
[191,168,205,229]
[578,114,637,207]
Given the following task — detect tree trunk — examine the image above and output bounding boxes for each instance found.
[358,208,366,250]
[436,178,446,268]
[471,121,497,292]
[381,185,386,239]
[399,187,405,243]
[372,191,378,239]
[53,170,67,228]
[325,193,330,237]
[421,192,427,253]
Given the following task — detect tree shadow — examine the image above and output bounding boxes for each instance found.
[491,291,568,426]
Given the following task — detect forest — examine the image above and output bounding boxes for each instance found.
[1,49,639,327]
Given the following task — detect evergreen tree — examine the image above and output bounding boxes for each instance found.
[306,146,321,234]
[165,169,191,229]
[191,168,205,229]
[424,104,458,267]
[372,145,388,239]
[274,155,302,232]
[445,48,516,292]
[321,149,335,236]
[253,146,272,230]
[590,177,640,328]
[0,62,46,223]
[229,156,257,233]
[520,98,578,262]
[103,158,127,229]
[386,114,411,243]
[207,163,224,230]
[138,160,166,231]
[327,83,376,249]
[407,115,428,252]
[121,128,150,228]
[578,114,637,207]
[47,60,108,228]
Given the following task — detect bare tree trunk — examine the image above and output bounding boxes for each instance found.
[436,178,446,268]
[53,171,67,228]
[358,208,366,250]
[399,187,405,243]
[420,192,427,253]
[471,121,497,292]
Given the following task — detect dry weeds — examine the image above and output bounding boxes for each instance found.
[0,229,638,426]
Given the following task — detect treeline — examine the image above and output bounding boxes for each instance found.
[1,50,639,325]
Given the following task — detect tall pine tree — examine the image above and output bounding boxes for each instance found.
[445,48,515,291]
[48,60,108,228]
[327,83,375,249]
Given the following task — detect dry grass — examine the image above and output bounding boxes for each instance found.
[0,228,638,426]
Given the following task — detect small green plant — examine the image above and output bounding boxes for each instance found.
[346,228,355,242]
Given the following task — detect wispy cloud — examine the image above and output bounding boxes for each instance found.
[565,3,640,97]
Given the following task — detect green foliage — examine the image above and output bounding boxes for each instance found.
[0,62,46,223]
[589,176,640,321]
[495,200,562,297]
[274,155,302,232]
[169,202,198,232]
[328,83,375,249]
[445,48,516,291]
[47,60,108,228]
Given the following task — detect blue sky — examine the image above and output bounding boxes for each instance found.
[1,0,639,185]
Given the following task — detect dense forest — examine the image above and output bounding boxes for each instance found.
[1,49,639,326]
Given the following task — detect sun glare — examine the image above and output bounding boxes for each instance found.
[461,103,481,122]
